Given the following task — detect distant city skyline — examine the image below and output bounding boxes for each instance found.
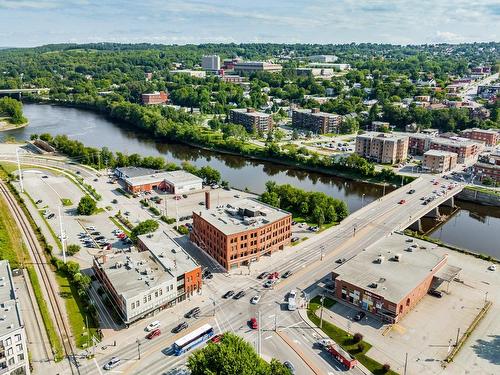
[0,0,499,47]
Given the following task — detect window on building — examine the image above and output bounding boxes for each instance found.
[131,302,135,309]
[18,353,24,362]
[7,348,13,356]
[5,338,11,347]
[8,357,14,366]
[16,344,22,352]
[14,335,21,343]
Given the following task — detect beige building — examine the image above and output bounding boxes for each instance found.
[292,108,343,134]
[355,132,409,164]
[233,62,282,74]
[423,150,458,173]
[229,108,273,133]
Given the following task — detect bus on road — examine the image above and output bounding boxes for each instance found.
[172,324,214,356]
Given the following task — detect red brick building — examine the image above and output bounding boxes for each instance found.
[461,128,499,147]
[429,137,484,164]
[331,235,456,323]
[473,153,500,183]
[408,133,434,155]
[142,91,168,105]
[190,198,292,270]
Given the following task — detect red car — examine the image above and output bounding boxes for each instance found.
[268,272,280,280]
[249,318,258,330]
[398,199,406,204]
[117,233,126,239]
[210,334,224,343]
[146,328,161,339]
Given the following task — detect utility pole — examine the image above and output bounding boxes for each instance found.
[361,193,365,207]
[258,310,262,356]
[403,352,408,375]
[320,245,324,261]
[383,183,386,196]
[16,148,24,193]
[455,328,460,347]
[319,296,325,329]
[163,197,167,217]
[136,338,141,360]
[175,197,179,229]
[58,206,67,263]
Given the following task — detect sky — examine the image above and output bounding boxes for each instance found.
[0,0,499,47]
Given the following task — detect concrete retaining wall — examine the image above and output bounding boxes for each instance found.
[457,188,500,207]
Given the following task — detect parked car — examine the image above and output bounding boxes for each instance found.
[354,311,366,321]
[291,236,300,243]
[103,357,121,370]
[47,213,55,219]
[185,307,201,319]
[145,320,160,332]
[250,295,261,304]
[223,290,235,299]
[35,199,42,204]
[233,291,246,299]
[42,175,48,179]
[172,322,188,333]
[146,329,161,339]
[428,289,443,298]
[249,317,258,330]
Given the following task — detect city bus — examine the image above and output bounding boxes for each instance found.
[288,290,297,311]
[172,324,214,356]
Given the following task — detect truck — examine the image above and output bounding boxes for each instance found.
[326,343,358,369]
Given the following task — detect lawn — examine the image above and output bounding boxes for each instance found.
[308,296,398,375]
[0,193,24,267]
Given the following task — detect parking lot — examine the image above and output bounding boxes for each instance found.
[318,245,500,375]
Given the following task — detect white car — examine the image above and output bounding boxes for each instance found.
[250,295,261,304]
[145,320,160,332]
[103,357,121,370]
[315,338,333,348]
[488,264,496,271]
[86,226,96,231]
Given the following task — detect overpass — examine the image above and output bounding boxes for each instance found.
[0,88,50,99]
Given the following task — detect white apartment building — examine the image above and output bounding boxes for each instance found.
[201,55,221,71]
[0,261,30,375]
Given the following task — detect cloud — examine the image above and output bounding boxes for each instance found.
[434,31,469,43]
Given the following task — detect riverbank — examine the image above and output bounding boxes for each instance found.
[0,117,29,131]
[26,99,411,187]
[457,186,500,206]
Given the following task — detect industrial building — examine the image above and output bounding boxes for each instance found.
[0,260,30,375]
[141,91,168,105]
[423,150,458,173]
[114,167,203,194]
[190,198,292,270]
[308,55,338,63]
[292,108,343,134]
[92,231,201,324]
[331,234,460,323]
[355,132,409,164]
[233,61,283,74]
[229,108,273,133]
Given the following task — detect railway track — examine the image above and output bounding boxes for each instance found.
[0,180,80,375]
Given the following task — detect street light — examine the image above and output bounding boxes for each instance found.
[361,193,365,207]
[319,296,325,329]
[136,338,141,360]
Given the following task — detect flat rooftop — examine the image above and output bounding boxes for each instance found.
[0,260,23,337]
[333,234,449,304]
[230,108,271,118]
[462,128,499,135]
[431,137,482,147]
[357,132,408,141]
[293,108,341,118]
[424,150,457,157]
[125,170,202,187]
[138,231,199,276]
[115,166,156,179]
[95,250,174,300]
[196,198,291,235]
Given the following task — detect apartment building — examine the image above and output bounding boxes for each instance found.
[408,133,435,155]
[93,232,201,325]
[429,137,484,164]
[0,260,30,375]
[461,128,499,147]
[292,108,343,134]
[201,55,221,71]
[190,198,292,270]
[233,62,283,74]
[473,153,500,183]
[229,108,273,133]
[141,91,168,105]
[423,150,458,173]
[355,132,409,164]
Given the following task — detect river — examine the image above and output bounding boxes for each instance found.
[3,104,499,259]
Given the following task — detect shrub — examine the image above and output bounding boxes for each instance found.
[382,363,391,373]
[149,207,161,216]
[61,198,72,206]
[175,225,189,235]
[160,216,176,224]
[66,244,81,256]
[353,333,363,343]
[357,342,365,353]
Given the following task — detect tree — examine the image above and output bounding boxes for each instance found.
[66,244,81,256]
[197,166,221,185]
[0,97,27,124]
[187,332,291,375]
[130,219,159,241]
[77,195,97,215]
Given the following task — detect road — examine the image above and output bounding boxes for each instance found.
[0,151,465,374]
[459,72,499,107]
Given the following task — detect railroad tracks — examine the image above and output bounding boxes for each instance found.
[0,180,80,375]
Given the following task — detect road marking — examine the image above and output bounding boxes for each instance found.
[264,335,273,340]
[93,357,103,375]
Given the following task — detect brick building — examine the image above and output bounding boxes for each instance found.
[114,167,203,194]
[92,231,201,325]
[190,198,292,270]
[355,132,409,164]
[423,150,458,173]
[461,128,499,147]
[331,234,458,323]
[292,108,343,134]
[473,153,500,183]
[408,133,434,155]
[141,91,168,105]
[429,137,484,164]
[229,108,273,133]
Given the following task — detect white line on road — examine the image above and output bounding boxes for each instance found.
[93,357,103,375]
